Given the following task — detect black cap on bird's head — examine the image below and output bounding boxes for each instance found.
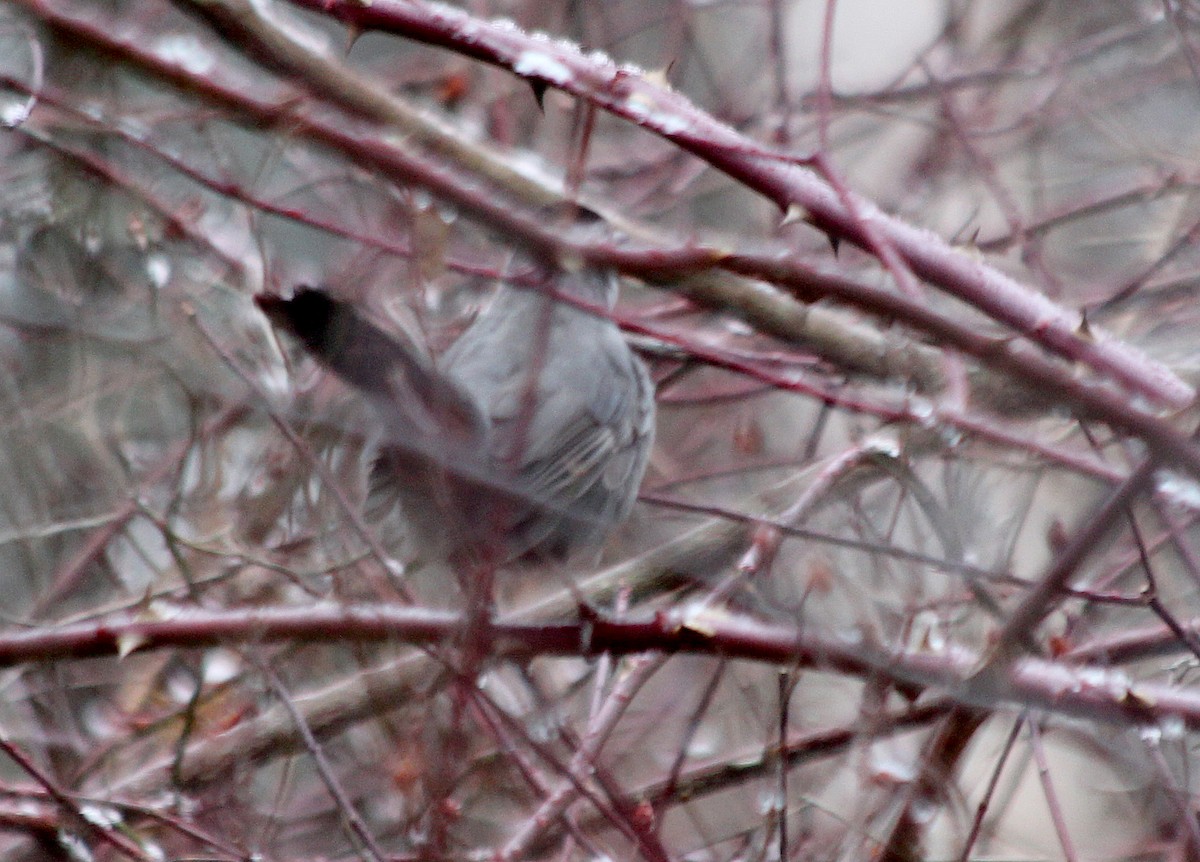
[254,287,343,355]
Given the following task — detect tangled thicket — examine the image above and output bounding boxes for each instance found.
[1,2,1200,861]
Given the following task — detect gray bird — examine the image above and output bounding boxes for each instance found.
[255,263,655,564]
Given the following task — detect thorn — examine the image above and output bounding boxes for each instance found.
[706,246,734,264]
[117,632,149,659]
[529,79,548,111]
[779,203,807,227]
[828,233,841,256]
[644,60,676,89]
[1077,307,1093,340]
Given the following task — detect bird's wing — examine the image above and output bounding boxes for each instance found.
[498,322,655,554]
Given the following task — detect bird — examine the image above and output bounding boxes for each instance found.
[254,262,655,565]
